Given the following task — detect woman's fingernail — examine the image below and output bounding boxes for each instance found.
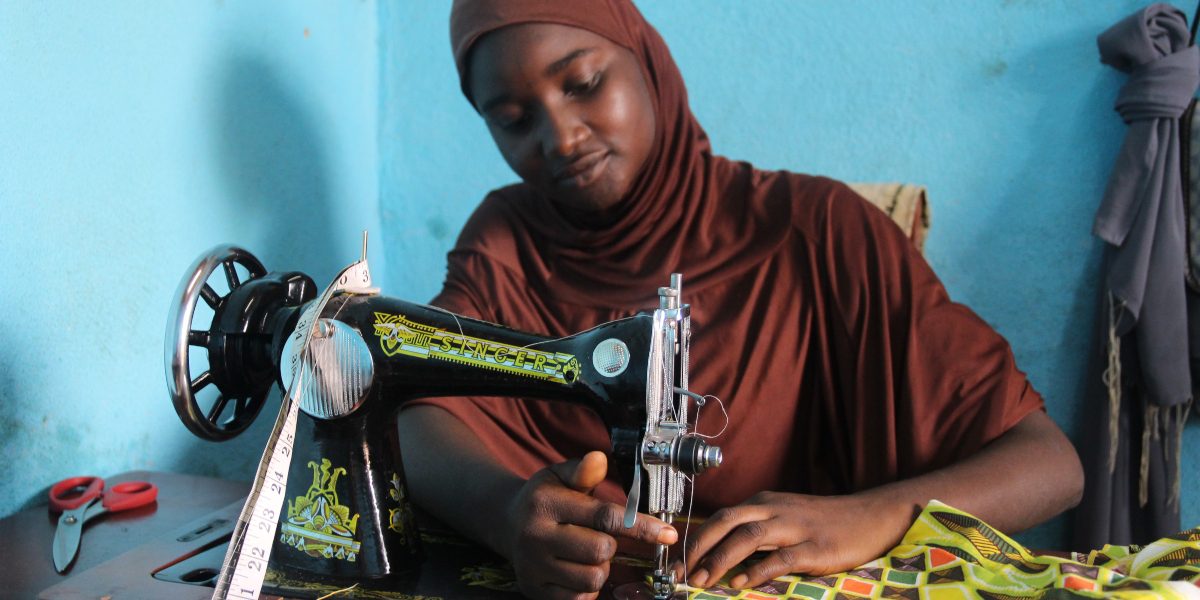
[657,527,678,545]
[690,569,708,587]
[730,574,748,589]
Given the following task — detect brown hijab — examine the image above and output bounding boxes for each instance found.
[449,0,790,307]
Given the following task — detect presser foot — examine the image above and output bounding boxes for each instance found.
[651,568,676,599]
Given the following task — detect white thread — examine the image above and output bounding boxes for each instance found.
[673,386,722,592]
[690,394,729,440]
[680,472,697,591]
[422,303,466,340]
[424,302,586,352]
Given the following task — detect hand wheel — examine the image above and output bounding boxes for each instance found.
[165,245,270,441]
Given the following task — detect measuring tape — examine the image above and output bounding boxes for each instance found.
[211,253,374,600]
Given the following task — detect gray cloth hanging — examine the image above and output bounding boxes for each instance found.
[1074,3,1198,549]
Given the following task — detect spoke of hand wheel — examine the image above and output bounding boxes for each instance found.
[223,260,241,289]
[201,284,221,310]
[207,394,231,424]
[191,370,213,393]
[189,330,210,347]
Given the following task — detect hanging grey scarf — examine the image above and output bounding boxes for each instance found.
[1076,3,1198,548]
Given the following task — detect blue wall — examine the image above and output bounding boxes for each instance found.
[1,0,1196,553]
[0,2,380,512]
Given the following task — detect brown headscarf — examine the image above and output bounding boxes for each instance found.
[448,0,790,307]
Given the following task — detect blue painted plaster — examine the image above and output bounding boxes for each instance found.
[0,2,380,512]
[3,0,1198,557]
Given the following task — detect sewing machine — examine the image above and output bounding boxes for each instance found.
[165,243,722,599]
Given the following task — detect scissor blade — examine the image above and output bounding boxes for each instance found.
[52,500,100,573]
[52,513,83,572]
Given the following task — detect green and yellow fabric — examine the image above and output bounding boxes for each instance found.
[678,501,1200,599]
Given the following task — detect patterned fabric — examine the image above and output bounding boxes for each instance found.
[675,501,1200,599]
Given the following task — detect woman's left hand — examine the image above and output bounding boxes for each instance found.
[677,490,914,590]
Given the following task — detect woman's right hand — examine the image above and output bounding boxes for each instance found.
[505,451,678,600]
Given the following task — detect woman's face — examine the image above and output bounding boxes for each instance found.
[467,23,656,221]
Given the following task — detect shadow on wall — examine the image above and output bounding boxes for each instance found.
[213,52,341,282]
[169,52,345,479]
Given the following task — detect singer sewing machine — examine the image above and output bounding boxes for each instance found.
[164,242,722,599]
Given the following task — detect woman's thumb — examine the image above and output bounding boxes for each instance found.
[550,451,608,493]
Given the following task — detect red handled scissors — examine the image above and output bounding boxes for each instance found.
[49,476,158,573]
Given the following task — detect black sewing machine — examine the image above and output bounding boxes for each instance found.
[165,242,722,599]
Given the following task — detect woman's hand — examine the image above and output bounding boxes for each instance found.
[679,490,913,590]
[505,451,678,600]
[677,412,1084,591]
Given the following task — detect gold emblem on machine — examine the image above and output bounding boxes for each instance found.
[387,472,419,546]
[372,312,580,384]
[280,459,362,561]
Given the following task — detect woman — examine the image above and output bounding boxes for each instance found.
[397,1,1084,598]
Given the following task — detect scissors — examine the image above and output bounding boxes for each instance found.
[49,476,158,573]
